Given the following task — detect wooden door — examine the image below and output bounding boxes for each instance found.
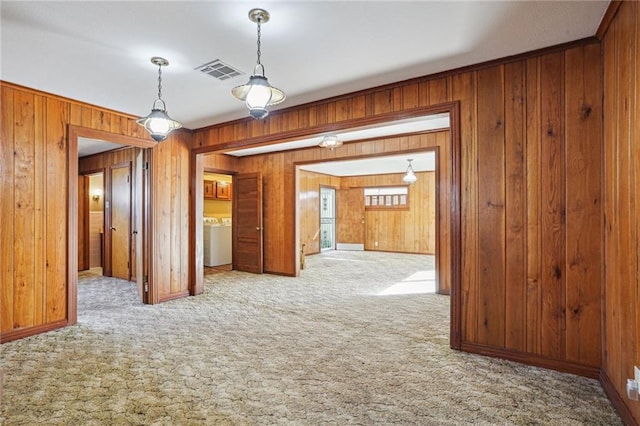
[110,164,131,280]
[336,188,365,249]
[233,173,263,273]
[77,175,90,271]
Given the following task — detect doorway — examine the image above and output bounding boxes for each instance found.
[203,171,233,273]
[68,126,155,325]
[319,186,336,251]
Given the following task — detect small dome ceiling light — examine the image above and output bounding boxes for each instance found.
[232,8,285,120]
[136,57,182,142]
[319,135,343,151]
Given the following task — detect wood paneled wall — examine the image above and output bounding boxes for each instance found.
[0,82,191,341]
[1,85,69,338]
[341,172,436,255]
[194,41,603,375]
[151,131,191,303]
[601,1,640,423]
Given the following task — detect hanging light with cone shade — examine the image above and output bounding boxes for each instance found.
[232,8,285,120]
[136,57,182,142]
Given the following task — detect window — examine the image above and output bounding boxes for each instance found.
[364,186,409,210]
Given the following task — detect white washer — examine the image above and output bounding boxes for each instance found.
[203,224,232,267]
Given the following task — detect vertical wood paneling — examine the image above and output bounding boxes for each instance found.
[1,87,15,334]
[452,71,478,343]
[45,97,68,322]
[564,44,602,367]
[431,132,453,295]
[153,138,171,299]
[525,57,542,354]
[13,91,36,328]
[504,61,526,351]
[539,52,565,359]
[33,95,46,326]
[341,172,437,254]
[476,66,506,347]
[602,1,640,422]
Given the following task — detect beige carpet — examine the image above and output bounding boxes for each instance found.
[0,251,621,425]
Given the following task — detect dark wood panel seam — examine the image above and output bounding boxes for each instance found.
[599,368,638,426]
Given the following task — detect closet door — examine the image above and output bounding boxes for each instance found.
[110,163,131,280]
[233,173,263,273]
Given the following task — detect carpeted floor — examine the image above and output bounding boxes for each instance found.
[0,251,621,425]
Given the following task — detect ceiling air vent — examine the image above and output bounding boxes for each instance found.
[195,59,244,81]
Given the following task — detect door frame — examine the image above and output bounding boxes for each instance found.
[68,125,156,324]
[187,102,461,349]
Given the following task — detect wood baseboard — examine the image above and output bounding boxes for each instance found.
[600,368,638,426]
[0,320,68,343]
[159,290,190,303]
[461,342,600,378]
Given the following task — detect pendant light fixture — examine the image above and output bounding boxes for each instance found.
[232,8,285,120]
[319,135,343,151]
[137,57,182,142]
[402,159,418,184]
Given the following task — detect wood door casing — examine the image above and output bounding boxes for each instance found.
[233,173,263,274]
[110,164,131,280]
[336,188,365,245]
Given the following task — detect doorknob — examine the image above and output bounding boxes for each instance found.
[111,226,117,231]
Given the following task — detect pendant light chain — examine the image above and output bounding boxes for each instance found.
[256,17,262,66]
[157,64,163,100]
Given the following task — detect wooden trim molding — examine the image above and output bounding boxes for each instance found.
[0,320,68,343]
[461,342,600,379]
[159,290,190,303]
[596,1,623,40]
[194,103,459,155]
[600,368,637,426]
[70,125,158,150]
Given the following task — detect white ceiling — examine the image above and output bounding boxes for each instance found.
[78,137,127,158]
[300,151,436,177]
[1,1,609,130]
